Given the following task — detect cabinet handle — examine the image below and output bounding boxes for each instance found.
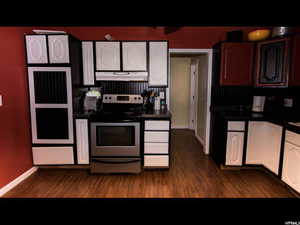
[113,72,130,75]
[92,159,140,164]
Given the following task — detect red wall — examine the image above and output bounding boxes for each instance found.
[0,27,34,189]
[0,26,264,189]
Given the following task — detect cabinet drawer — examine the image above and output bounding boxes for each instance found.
[145,120,170,130]
[144,143,168,154]
[144,131,169,143]
[32,146,74,165]
[144,155,169,167]
[286,130,300,146]
[228,121,245,131]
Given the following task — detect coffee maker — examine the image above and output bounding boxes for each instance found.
[83,87,102,112]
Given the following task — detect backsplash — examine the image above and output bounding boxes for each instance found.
[211,86,300,112]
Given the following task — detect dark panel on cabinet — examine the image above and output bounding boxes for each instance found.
[290,34,300,86]
[36,108,69,139]
[33,71,67,104]
[220,43,254,86]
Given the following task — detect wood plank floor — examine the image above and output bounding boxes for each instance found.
[3,129,296,198]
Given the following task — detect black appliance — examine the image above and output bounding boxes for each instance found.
[90,94,143,174]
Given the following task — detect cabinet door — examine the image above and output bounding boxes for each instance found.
[225,132,244,166]
[48,35,70,63]
[220,43,254,86]
[149,41,168,86]
[246,121,265,165]
[32,146,74,165]
[255,38,290,87]
[82,41,95,85]
[75,119,89,164]
[95,41,121,71]
[282,142,300,193]
[289,34,300,86]
[25,35,48,64]
[262,122,282,175]
[122,42,147,71]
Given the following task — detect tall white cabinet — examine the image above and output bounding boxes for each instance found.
[81,41,95,85]
[149,41,168,86]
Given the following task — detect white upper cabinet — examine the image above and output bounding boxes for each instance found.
[25,35,48,64]
[225,132,244,166]
[122,42,147,71]
[149,41,168,86]
[48,35,70,63]
[95,41,121,71]
[82,41,95,85]
[282,141,300,193]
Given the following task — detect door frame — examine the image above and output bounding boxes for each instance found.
[189,59,198,130]
[167,49,212,155]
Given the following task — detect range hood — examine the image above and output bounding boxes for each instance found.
[95,72,148,81]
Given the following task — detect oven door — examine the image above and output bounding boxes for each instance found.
[90,122,140,157]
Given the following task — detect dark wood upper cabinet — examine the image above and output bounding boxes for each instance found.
[220,43,254,86]
[254,38,291,87]
[289,34,300,86]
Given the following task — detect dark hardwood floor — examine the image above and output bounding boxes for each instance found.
[2,129,296,198]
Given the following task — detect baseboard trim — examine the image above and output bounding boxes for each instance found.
[171,126,189,129]
[0,167,38,197]
[195,134,208,154]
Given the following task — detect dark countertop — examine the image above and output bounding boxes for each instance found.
[73,109,172,121]
[214,110,300,133]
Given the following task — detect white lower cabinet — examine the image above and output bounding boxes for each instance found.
[225,132,244,166]
[246,121,282,175]
[144,155,169,167]
[144,120,170,168]
[75,119,90,164]
[282,132,300,193]
[32,146,74,165]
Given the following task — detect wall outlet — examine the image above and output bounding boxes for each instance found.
[159,92,165,99]
[0,95,2,107]
[284,98,293,107]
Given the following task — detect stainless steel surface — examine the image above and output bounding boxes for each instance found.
[90,158,141,174]
[90,122,140,157]
[102,94,143,104]
[271,27,293,37]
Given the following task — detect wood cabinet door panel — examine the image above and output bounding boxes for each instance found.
[290,35,300,86]
[220,43,254,86]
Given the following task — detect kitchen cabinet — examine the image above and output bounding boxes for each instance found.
[75,119,90,164]
[27,67,73,144]
[282,131,300,193]
[289,34,300,86]
[32,146,74,165]
[25,35,48,64]
[48,35,70,63]
[122,41,147,71]
[95,41,121,71]
[246,121,282,174]
[81,41,95,85]
[220,43,254,86]
[225,121,245,166]
[143,120,170,168]
[148,41,168,87]
[25,34,71,64]
[254,37,291,87]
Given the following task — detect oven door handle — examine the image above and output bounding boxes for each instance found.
[92,159,140,164]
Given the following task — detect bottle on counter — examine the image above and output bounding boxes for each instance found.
[154,97,161,110]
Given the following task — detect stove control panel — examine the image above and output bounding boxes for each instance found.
[103,94,143,104]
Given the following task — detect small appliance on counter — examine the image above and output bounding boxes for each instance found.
[83,87,102,112]
[252,96,266,112]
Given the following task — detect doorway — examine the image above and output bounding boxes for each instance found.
[167,49,212,154]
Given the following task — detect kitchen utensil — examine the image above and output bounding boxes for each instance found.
[248,29,270,41]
